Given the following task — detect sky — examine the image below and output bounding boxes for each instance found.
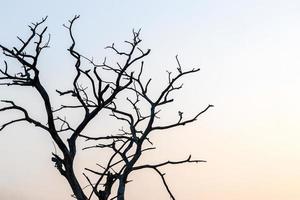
[0,0,300,199]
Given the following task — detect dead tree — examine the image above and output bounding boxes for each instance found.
[0,16,213,200]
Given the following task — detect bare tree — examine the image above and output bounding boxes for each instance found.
[0,16,213,200]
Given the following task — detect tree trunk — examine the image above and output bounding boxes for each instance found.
[117,177,126,200]
[65,162,87,200]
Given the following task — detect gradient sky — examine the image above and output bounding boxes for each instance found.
[0,0,300,199]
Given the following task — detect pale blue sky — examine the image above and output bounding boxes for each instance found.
[1,0,300,199]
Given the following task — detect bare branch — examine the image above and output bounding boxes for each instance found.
[133,155,206,170]
[153,168,175,200]
[0,100,49,131]
[152,104,213,131]
[79,134,131,141]
[0,118,26,131]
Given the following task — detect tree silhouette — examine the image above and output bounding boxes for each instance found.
[0,16,213,200]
